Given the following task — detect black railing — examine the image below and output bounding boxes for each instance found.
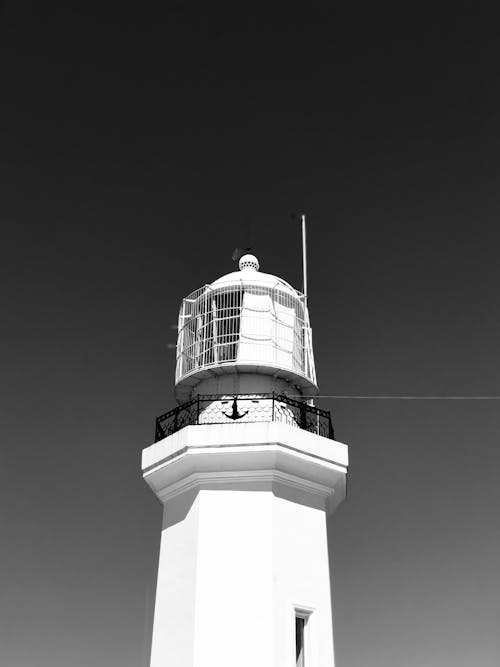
[155,393,334,442]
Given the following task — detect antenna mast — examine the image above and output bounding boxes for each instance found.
[301,213,308,298]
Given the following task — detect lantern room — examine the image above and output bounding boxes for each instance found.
[174,254,318,402]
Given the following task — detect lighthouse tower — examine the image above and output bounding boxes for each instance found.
[142,254,348,667]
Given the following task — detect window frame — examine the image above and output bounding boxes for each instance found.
[292,605,314,667]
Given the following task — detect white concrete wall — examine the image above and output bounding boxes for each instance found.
[195,373,294,397]
[149,491,200,667]
[144,423,347,667]
[149,487,335,667]
[272,494,334,667]
[194,489,274,667]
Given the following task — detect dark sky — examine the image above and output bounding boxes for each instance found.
[1,3,499,666]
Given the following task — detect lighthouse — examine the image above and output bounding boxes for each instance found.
[142,253,348,667]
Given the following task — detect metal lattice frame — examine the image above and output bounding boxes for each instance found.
[175,282,316,385]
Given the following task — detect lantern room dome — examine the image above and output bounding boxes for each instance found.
[211,269,297,295]
[210,253,297,296]
[174,255,318,402]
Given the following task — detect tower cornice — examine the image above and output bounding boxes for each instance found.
[142,422,348,513]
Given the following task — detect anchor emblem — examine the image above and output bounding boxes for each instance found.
[223,397,248,420]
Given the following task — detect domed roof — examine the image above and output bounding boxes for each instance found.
[210,254,299,296]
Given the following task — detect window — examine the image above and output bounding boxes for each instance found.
[295,613,307,667]
[213,288,243,362]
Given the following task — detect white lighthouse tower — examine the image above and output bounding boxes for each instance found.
[142,253,348,667]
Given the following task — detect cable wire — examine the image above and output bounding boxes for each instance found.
[293,395,500,400]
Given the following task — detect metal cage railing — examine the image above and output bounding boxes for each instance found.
[175,282,316,386]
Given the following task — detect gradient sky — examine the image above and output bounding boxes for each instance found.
[1,3,499,666]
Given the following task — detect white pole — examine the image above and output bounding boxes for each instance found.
[301,213,308,298]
